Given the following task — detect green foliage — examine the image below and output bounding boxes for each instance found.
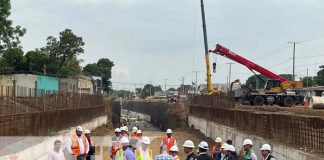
[301,76,318,87]
[0,48,26,71]
[140,84,162,98]
[314,68,324,86]
[279,74,293,81]
[245,74,267,89]
[167,88,176,91]
[0,1,26,53]
[83,58,114,92]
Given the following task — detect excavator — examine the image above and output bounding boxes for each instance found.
[209,44,304,107]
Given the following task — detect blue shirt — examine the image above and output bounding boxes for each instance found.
[154,153,174,160]
[124,147,136,160]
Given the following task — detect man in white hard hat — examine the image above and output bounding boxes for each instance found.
[67,126,89,160]
[183,140,196,160]
[240,139,257,160]
[222,145,236,160]
[84,129,95,160]
[220,143,228,160]
[160,129,177,153]
[211,137,222,160]
[115,137,129,160]
[110,128,122,159]
[131,127,138,139]
[260,144,275,160]
[121,126,128,138]
[169,146,180,160]
[196,141,212,160]
[136,136,153,160]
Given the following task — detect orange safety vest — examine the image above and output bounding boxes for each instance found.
[71,134,87,156]
[131,132,137,139]
[211,144,222,158]
[112,140,122,155]
[162,136,176,153]
[135,149,153,160]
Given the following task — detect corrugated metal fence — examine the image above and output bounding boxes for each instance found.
[0,93,111,136]
[190,94,324,153]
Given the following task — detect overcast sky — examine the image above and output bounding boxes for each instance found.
[11,0,324,90]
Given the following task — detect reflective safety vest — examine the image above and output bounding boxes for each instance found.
[162,136,176,153]
[135,149,153,160]
[243,149,255,160]
[71,134,87,156]
[211,144,222,158]
[111,137,122,155]
[116,150,125,160]
[174,155,180,160]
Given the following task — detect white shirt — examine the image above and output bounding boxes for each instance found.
[48,150,65,160]
[67,135,90,155]
[250,153,258,160]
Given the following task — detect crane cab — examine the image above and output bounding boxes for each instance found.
[264,79,282,93]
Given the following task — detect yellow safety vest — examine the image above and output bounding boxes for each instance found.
[135,149,152,160]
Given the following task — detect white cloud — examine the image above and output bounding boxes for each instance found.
[113,68,129,76]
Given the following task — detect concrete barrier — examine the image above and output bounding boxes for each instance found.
[188,115,324,160]
[0,116,107,160]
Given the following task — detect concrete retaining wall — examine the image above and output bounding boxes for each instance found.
[0,116,107,160]
[122,109,151,121]
[188,115,323,160]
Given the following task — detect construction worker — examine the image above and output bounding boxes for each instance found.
[183,140,196,160]
[240,139,257,160]
[124,126,130,138]
[48,140,65,160]
[211,137,222,160]
[121,126,127,138]
[67,126,89,160]
[125,138,139,160]
[115,137,129,160]
[137,130,143,144]
[196,141,212,160]
[154,145,174,160]
[135,136,153,160]
[84,129,95,160]
[259,144,275,160]
[131,127,138,139]
[111,128,122,159]
[220,143,228,160]
[169,146,180,160]
[160,129,177,153]
[222,145,236,160]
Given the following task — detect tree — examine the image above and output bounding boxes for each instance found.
[39,29,85,77]
[167,88,176,91]
[301,76,317,87]
[314,68,324,86]
[1,47,26,72]
[141,84,162,98]
[279,74,293,81]
[25,50,49,74]
[245,74,267,89]
[83,58,114,92]
[0,1,26,53]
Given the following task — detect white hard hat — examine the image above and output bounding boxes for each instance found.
[260,144,271,151]
[132,127,138,132]
[84,129,91,134]
[223,145,236,152]
[166,129,172,134]
[142,136,150,144]
[243,139,253,146]
[137,130,142,134]
[215,137,222,143]
[183,140,195,148]
[120,137,130,144]
[221,143,228,149]
[76,126,83,132]
[124,126,129,132]
[198,141,209,150]
[170,146,179,152]
[115,128,121,132]
[120,126,126,131]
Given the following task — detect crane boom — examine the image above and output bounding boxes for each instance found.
[210,44,288,83]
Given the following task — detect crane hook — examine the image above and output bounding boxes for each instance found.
[213,62,216,73]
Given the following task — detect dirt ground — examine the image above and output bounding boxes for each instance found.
[236,104,324,117]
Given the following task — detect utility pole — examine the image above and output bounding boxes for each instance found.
[306,68,309,88]
[180,77,185,95]
[193,71,200,94]
[149,81,153,97]
[288,41,300,81]
[164,79,167,92]
[227,62,234,91]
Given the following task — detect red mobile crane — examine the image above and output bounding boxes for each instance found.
[210,44,304,107]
